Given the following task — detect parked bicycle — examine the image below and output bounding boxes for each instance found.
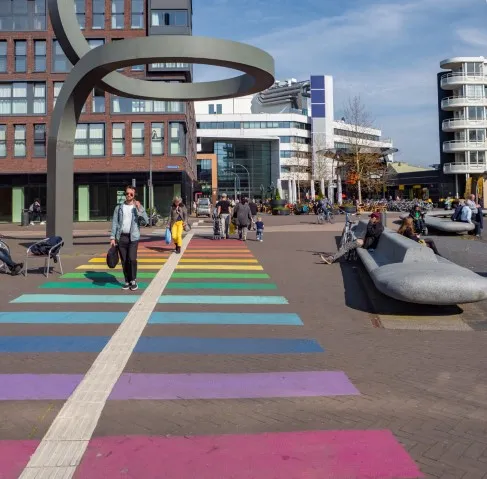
[339,212,360,261]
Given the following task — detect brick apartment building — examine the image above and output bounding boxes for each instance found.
[0,0,196,223]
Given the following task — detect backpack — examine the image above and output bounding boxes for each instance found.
[30,236,63,257]
[451,204,463,222]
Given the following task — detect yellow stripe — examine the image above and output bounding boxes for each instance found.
[90,258,167,263]
[76,265,164,270]
[180,259,258,263]
[175,265,263,270]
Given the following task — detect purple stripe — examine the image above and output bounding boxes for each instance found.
[0,372,359,400]
[0,374,84,400]
[109,371,360,399]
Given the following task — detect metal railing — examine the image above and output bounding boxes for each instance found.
[442,118,487,129]
[443,140,487,152]
[441,96,487,108]
[443,162,487,174]
[441,72,487,86]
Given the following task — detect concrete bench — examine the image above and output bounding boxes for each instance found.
[425,215,474,234]
[352,220,487,305]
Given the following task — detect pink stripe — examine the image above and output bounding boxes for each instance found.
[75,431,421,479]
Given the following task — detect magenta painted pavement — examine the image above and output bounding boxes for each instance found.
[74,431,423,479]
[0,440,37,479]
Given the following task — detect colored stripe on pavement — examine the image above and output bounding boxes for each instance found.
[165,282,277,290]
[62,272,157,279]
[0,372,358,400]
[175,265,263,270]
[0,312,302,325]
[172,273,270,279]
[39,282,149,289]
[0,336,322,354]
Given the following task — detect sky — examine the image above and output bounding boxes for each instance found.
[192,0,487,166]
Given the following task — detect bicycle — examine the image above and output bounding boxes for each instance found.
[339,212,360,261]
[317,207,335,224]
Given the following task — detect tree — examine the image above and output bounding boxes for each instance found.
[339,96,386,203]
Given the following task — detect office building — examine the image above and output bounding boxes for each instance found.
[195,75,393,202]
[0,0,197,223]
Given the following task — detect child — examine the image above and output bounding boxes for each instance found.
[255,216,264,242]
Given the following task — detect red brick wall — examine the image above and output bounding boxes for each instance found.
[0,0,196,180]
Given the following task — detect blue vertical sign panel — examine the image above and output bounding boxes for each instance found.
[310,75,326,119]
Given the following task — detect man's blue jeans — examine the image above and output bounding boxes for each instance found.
[0,249,14,269]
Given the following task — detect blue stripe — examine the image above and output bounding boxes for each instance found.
[11,295,289,305]
[0,336,323,354]
[0,312,303,326]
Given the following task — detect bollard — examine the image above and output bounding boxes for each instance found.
[381,210,387,227]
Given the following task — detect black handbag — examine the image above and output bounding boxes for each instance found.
[106,246,119,269]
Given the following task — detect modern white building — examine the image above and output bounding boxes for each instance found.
[195,75,394,202]
[439,57,487,197]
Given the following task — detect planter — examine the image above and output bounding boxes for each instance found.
[270,199,287,209]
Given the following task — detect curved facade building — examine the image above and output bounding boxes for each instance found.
[439,57,487,197]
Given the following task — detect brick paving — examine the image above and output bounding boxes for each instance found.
[0,217,486,477]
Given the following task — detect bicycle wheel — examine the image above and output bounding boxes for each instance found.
[327,213,335,224]
[317,214,324,224]
[339,227,348,249]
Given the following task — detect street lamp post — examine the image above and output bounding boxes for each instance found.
[234,163,251,198]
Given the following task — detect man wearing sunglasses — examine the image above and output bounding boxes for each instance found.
[110,185,149,291]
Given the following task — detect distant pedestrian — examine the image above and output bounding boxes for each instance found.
[255,216,264,242]
[110,185,148,291]
[216,193,232,239]
[249,199,258,230]
[29,198,44,225]
[233,197,252,241]
[169,196,188,254]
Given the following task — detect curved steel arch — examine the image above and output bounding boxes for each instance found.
[46,0,275,247]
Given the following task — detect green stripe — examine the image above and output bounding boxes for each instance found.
[171,273,270,279]
[166,282,277,290]
[40,282,148,289]
[61,272,156,279]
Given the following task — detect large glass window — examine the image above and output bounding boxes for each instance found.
[470,151,486,164]
[92,0,105,29]
[33,83,46,114]
[131,123,144,155]
[466,85,483,98]
[14,125,26,157]
[15,40,26,73]
[12,82,27,114]
[151,10,188,26]
[112,96,184,114]
[88,38,104,49]
[111,0,124,28]
[92,88,105,113]
[0,125,6,157]
[197,121,311,130]
[112,123,125,155]
[151,122,164,155]
[75,0,85,28]
[468,129,485,142]
[0,82,46,115]
[169,122,186,155]
[0,41,7,72]
[33,124,46,157]
[468,106,485,120]
[34,40,46,72]
[53,81,63,107]
[52,40,71,73]
[466,63,482,75]
[0,0,46,31]
[75,123,105,156]
[131,0,143,29]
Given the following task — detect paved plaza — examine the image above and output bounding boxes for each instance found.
[0,215,486,478]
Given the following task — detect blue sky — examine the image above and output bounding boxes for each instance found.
[192,0,487,166]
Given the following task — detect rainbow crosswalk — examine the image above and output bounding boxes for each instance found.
[0,235,423,478]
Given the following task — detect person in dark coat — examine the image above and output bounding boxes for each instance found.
[233,197,252,241]
[248,199,258,230]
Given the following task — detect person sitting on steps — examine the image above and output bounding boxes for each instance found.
[320,212,384,264]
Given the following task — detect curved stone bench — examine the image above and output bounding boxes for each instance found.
[425,216,474,233]
[352,220,487,305]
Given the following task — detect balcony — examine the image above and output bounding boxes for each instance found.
[441,96,487,110]
[442,118,487,131]
[443,140,487,153]
[443,162,487,174]
[440,72,487,89]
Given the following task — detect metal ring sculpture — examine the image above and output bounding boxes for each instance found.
[46,0,275,247]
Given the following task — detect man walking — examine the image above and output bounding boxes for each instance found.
[216,193,232,239]
[110,185,148,291]
[249,198,258,230]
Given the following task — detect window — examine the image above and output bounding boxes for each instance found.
[112,0,124,29]
[0,125,5,157]
[112,122,125,155]
[111,96,184,114]
[88,38,104,49]
[92,88,105,113]
[12,82,27,114]
[151,10,188,26]
[92,0,105,29]
[466,63,482,75]
[0,41,6,72]
[466,85,483,98]
[14,125,26,157]
[216,104,222,114]
[131,122,144,155]
[0,0,46,31]
[131,0,143,29]
[169,122,186,155]
[33,83,46,113]
[75,0,85,28]
[131,64,144,71]
[34,40,46,72]
[468,106,485,121]
[33,124,46,157]
[15,40,26,72]
[468,129,485,143]
[470,151,486,164]
[334,128,380,142]
[53,81,63,107]
[52,40,71,73]
[74,123,105,156]
[208,104,215,114]
[151,122,164,155]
